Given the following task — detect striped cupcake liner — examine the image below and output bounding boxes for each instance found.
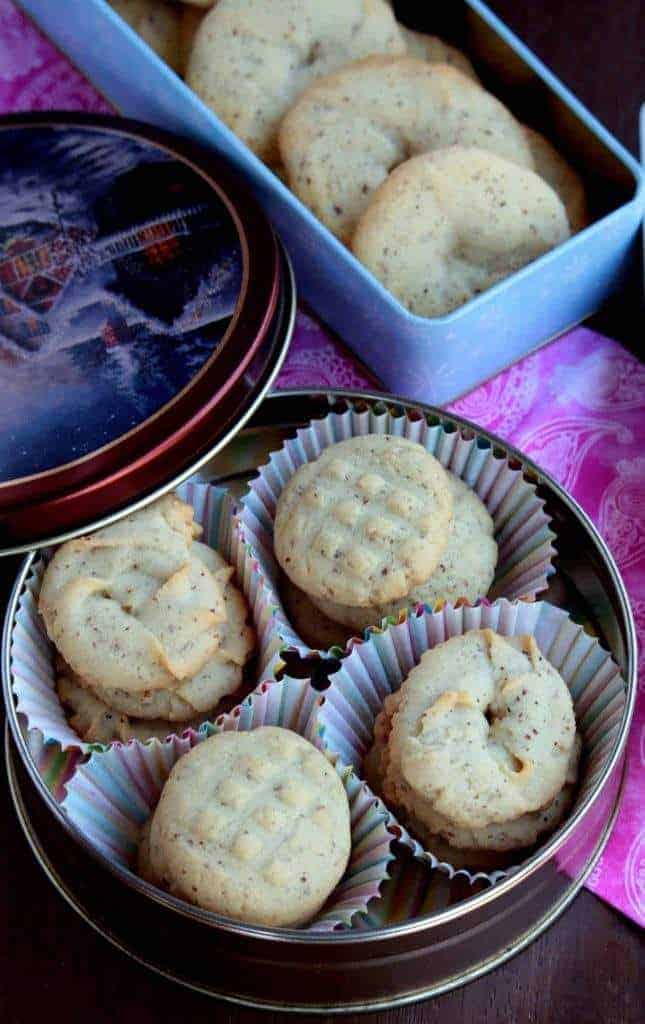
[237,398,557,663]
[60,676,397,932]
[300,598,627,887]
[8,481,290,754]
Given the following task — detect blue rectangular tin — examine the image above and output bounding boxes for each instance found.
[18,0,643,403]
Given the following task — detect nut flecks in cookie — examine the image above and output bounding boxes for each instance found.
[139,727,351,927]
[186,0,405,163]
[274,435,453,607]
[40,498,256,725]
[370,630,579,851]
[352,146,570,317]
[279,57,533,242]
[310,473,497,630]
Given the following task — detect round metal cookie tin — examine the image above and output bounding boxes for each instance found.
[0,113,295,554]
[3,390,637,1013]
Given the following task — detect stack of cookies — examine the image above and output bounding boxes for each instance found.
[365,629,581,861]
[109,2,587,315]
[39,494,256,744]
[273,435,498,648]
[185,1,586,314]
[139,725,352,927]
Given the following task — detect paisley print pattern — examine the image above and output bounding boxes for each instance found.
[516,417,633,492]
[277,310,376,391]
[450,352,541,437]
[1,0,643,928]
[451,329,645,929]
[0,1,111,112]
[598,459,645,573]
[554,350,645,413]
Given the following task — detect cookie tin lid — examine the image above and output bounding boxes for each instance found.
[0,113,294,554]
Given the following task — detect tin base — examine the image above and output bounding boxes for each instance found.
[4,391,636,1013]
[5,724,624,1013]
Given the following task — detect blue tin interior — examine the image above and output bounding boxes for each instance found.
[16,0,644,403]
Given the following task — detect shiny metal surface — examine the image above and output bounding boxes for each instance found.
[2,389,638,1010]
[4,721,628,1013]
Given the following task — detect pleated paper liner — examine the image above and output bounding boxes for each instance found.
[352,845,489,930]
[302,598,627,887]
[237,398,557,661]
[59,676,397,932]
[9,481,291,754]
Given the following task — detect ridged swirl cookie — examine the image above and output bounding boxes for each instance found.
[39,498,255,722]
[139,727,351,927]
[369,630,578,851]
[352,146,570,317]
[55,658,208,744]
[274,435,454,607]
[368,689,581,852]
[279,56,533,241]
[186,0,405,163]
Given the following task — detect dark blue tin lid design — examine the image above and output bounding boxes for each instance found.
[0,125,243,480]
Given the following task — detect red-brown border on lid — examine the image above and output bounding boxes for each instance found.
[2,246,293,548]
[0,113,281,512]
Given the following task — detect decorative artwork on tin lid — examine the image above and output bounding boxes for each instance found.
[0,123,243,481]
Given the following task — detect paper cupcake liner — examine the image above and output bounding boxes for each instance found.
[237,398,557,661]
[351,848,487,930]
[303,598,627,886]
[9,481,290,754]
[59,676,397,932]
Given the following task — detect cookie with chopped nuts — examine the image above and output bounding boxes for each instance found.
[367,629,579,851]
[279,57,532,242]
[186,0,405,164]
[352,146,570,316]
[39,498,255,723]
[139,726,351,927]
[274,435,453,607]
[310,473,497,630]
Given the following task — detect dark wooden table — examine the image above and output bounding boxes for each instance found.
[3,1,644,1021]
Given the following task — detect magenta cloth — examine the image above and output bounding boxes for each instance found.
[2,0,643,929]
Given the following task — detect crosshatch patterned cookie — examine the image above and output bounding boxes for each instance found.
[39,497,255,723]
[352,146,570,317]
[274,435,454,606]
[370,630,578,850]
[186,0,405,164]
[139,726,351,927]
[310,473,497,630]
[279,56,533,241]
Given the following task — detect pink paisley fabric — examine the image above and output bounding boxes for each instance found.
[2,0,643,928]
[454,331,644,930]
